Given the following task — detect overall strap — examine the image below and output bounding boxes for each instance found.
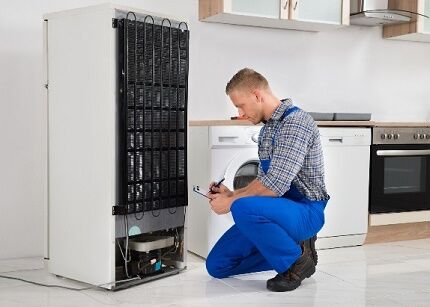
[279,106,299,121]
[272,106,300,145]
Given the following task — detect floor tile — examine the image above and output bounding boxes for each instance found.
[0,239,429,306]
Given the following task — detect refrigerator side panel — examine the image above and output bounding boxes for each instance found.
[43,19,49,261]
[47,7,116,287]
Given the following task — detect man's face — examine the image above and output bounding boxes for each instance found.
[229,89,263,124]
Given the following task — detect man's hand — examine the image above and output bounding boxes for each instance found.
[205,179,276,215]
[208,193,233,215]
[208,182,233,196]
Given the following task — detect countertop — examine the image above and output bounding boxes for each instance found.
[189,120,430,128]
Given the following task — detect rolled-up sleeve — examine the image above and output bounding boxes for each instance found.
[257,118,314,196]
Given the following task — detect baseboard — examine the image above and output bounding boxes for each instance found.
[316,234,367,250]
[365,222,430,244]
[369,211,430,226]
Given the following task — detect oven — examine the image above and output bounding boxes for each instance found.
[370,127,430,214]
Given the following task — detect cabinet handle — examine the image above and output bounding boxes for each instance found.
[283,0,288,10]
[294,0,298,10]
[218,136,239,143]
[328,137,343,143]
[376,149,430,157]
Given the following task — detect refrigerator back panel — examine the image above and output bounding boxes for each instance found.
[116,15,189,215]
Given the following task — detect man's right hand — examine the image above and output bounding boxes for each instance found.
[208,182,233,197]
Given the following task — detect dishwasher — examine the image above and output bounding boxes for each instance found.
[317,127,371,249]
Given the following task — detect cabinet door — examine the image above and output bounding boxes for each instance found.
[424,0,430,33]
[280,0,290,19]
[226,0,280,18]
[290,0,343,24]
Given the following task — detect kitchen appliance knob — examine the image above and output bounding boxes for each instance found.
[420,134,426,139]
[381,134,386,139]
[387,134,392,139]
[426,134,430,139]
[393,134,399,139]
[414,133,420,139]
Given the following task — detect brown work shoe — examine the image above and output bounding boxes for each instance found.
[266,251,316,292]
[301,235,318,265]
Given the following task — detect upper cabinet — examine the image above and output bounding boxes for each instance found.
[229,0,280,18]
[199,0,350,32]
[383,0,430,42]
[425,0,430,33]
[287,0,344,24]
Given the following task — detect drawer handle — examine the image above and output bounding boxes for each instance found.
[328,137,343,143]
[218,136,239,143]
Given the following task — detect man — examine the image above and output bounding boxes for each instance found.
[206,68,330,292]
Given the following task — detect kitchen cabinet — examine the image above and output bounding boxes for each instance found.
[287,0,344,25]
[199,0,349,32]
[383,0,430,42]
[229,0,280,18]
[425,0,430,32]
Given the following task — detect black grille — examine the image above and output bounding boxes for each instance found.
[117,15,189,215]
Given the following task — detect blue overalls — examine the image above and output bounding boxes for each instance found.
[206,106,328,278]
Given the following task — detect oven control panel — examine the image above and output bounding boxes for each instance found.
[373,127,430,144]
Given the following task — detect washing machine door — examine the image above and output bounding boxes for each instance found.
[207,149,260,255]
[224,149,260,191]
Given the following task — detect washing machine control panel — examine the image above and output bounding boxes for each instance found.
[210,126,262,147]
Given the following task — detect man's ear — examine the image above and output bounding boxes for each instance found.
[252,89,262,104]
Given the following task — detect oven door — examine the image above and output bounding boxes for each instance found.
[370,144,430,213]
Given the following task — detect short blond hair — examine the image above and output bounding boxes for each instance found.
[225,68,269,95]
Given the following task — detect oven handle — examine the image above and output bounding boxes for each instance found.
[376,149,430,157]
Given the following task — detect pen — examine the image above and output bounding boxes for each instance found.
[211,178,225,192]
[215,178,225,187]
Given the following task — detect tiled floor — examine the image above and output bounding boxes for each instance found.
[0,239,429,306]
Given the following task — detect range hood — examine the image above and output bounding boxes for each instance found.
[350,0,424,26]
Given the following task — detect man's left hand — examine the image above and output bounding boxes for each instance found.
[208,193,233,215]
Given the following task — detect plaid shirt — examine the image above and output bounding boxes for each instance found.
[257,99,330,201]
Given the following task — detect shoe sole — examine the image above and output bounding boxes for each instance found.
[267,281,301,292]
[266,266,316,292]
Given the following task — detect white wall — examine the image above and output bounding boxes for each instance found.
[1,0,429,259]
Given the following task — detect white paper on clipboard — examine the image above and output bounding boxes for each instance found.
[192,185,210,199]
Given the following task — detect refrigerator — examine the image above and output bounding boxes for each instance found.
[43,4,189,290]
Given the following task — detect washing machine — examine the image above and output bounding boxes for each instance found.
[188,125,261,258]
